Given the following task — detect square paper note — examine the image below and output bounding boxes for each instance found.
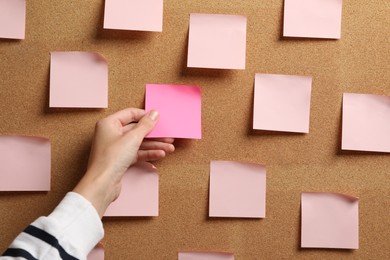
[0,0,25,39]
[283,0,343,39]
[50,52,108,108]
[0,136,50,191]
[104,162,159,217]
[104,0,163,32]
[87,244,104,260]
[342,93,390,153]
[253,74,312,133]
[209,161,266,218]
[187,14,247,70]
[145,84,202,139]
[179,252,234,260]
[301,192,359,249]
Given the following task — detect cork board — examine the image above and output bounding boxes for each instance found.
[0,0,389,259]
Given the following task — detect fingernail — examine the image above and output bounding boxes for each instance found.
[149,110,159,121]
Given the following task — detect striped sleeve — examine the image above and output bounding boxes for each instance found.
[1,192,104,260]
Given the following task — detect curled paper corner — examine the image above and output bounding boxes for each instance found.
[0,134,50,143]
[302,192,358,202]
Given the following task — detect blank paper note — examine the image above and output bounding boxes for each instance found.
[342,93,390,153]
[87,244,104,260]
[301,192,359,249]
[253,74,312,133]
[179,252,234,260]
[104,162,159,217]
[103,0,163,32]
[0,136,50,191]
[283,0,343,39]
[209,161,266,218]
[0,0,25,39]
[187,14,247,70]
[145,84,202,139]
[50,52,108,108]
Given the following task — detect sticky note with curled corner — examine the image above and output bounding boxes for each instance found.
[103,0,164,32]
[342,93,390,153]
[145,84,202,139]
[187,13,247,70]
[104,162,159,217]
[301,192,359,249]
[0,135,51,191]
[0,0,26,39]
[178,251,234,260]
[283,0,343,39]
[49,52,108,108]
[87,244,104,260]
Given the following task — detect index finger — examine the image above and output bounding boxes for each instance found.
[109,108,146,125]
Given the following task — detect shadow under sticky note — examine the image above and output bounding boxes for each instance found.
[145,84,202,139]
[49,52,108,108]
[104,162,159,217]
[0,0,25,39]
[187,13,247,70]
[253,73,312,133]
[283,0,343,39]
[301,192,359,249]
[103,0,163,32]
[0,135,50,191]
[209,160,266,218]
[342,93,390,153]
[178,251,234,260]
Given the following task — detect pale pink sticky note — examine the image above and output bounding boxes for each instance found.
[178,252,234,260]
[104,162,159,217]
[50,52,108,108]
[187,14,247,70]
[301,192,359,249]
[283,0,343,39]
[103,0,163,32]
[145,84,202,139]
[0,136,50,191]
[87,244,104,260]
[253,74,312,133]
[0,0,25,39]
[209,161,266,218]
[342,93,390,153]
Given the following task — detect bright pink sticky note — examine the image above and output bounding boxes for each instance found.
[145,84,202,139]
[187,14,247,70]
[87,244,104,260]
[103,0,163,32]
[283,0,343,39]
[301,192,359,249]
[0,136,50,191]
[104,162,159,217]
[0,0,25,39]
[50,52,108,108]
[209,161,266,218]
[178,252,234,260]
[342,93,390,153]
[253,74,312,133]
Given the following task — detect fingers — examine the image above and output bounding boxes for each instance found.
[129,110,159,140]
[137,150,166,162]
[109,108,146,126]
[140,141,175,153]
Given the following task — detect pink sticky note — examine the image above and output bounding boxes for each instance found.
[104,162,159,217]
[145,84,202,139]
[253,74,312,133]
[209,161,266,218]
[342,93,390,153]
[87,244,104,260]
[301,192,359,249]
[103,0,163,32]
[178,252,234,260]
[283,0,343,39]
[49,52,108,108]
[0,0,25,39]
[0,136,50,191]
[187,14,247,70]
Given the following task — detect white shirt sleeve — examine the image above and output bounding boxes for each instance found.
[1,192,104,260]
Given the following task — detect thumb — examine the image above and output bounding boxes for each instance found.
[130,110,159,140]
